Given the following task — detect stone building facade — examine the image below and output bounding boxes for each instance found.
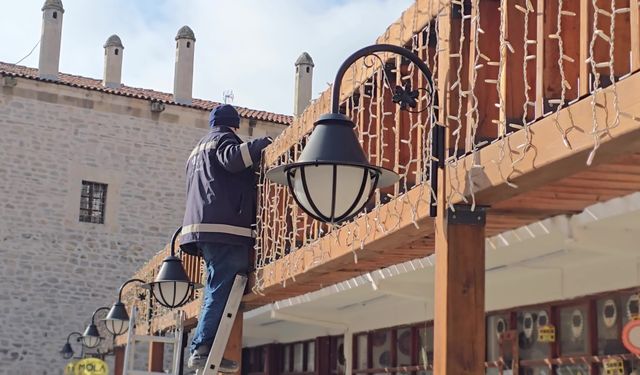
[0,2,301,370]
[0,65,288,374]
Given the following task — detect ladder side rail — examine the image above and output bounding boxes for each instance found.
[200,274,247,375]
[122,306,138,375]
[172,310,185,375]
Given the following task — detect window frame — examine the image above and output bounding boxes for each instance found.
[79,180,108,224]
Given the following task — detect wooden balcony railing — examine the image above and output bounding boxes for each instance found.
[118,0,640,335]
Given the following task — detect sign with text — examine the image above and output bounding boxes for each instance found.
[622,320,640,355]
[537,325,556,342]
[74,358,109,375]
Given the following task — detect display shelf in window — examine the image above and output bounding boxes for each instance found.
[518,310,551,360]
[559,305,589,356]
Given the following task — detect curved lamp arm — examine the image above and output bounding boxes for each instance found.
[117,278,146,302]
[329,44,443,217]
[66,331,82,343]
[91,307,110,325]
[170,227,181,257]
[330,44,436,114]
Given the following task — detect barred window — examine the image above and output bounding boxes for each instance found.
[79,181,107,224]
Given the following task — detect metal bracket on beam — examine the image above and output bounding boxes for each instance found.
[447,205,487,226]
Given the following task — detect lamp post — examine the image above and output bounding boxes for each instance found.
[82,307,109,348]
[102,278,146,336]
[142,227,202,308]
[60,331,82,359]
[266,44,443,223]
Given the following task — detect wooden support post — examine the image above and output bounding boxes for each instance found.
[433,206,487,375]
[223,310,243,374]
[148,342,164,372]
[435,3,486,375]
[631,0,640,71]
[114,346,125,375]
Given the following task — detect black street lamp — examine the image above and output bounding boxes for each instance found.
[82,307,109,348]
[142,227,202,308]
[60,331,82,359]
[102,278,146,336]
[266,44,442,223]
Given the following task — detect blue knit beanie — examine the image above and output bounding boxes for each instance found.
[209,104,240,128]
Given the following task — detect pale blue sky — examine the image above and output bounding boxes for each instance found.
[1,0,413,115]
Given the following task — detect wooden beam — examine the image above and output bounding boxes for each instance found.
[223,311,244,374]
[148,342,164,372]
[244,182,433,305]
[448,70,640,205]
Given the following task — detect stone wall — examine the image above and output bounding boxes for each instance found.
[0,78,285,374]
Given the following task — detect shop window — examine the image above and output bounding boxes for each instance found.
[487,314,510,362]
[307,341,315,372]
[517,310,550,360]
[356,333,368,370]
[371,329,391,373]
[397,327,412,367]
[332,336,345,374]
[622,292,640,325]
[559,305,589,356]
[283,345,291,373]
[417,325,433,375]
[520,366,552,375]
[597,297,626,355]
[293,342,304,372]
[556,364,589,374]
[282,341,314,373]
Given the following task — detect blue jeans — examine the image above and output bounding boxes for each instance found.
[190,242,249,353]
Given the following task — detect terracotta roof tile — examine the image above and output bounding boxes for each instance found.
[0,62,293,125]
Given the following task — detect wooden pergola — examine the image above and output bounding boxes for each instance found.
[115,1,640,374]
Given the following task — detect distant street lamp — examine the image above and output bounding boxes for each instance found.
[102,278,146,336]
[142,227,202,308]
[266,44,442,223]
[60,331,82,359]
[82,307,109,348]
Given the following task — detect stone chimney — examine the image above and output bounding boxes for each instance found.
[173,26,196,105]
[294,52,314,116]
[103,35,124,88]
[38,0,64,80]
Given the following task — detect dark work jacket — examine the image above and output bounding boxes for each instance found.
[180,126,272,255]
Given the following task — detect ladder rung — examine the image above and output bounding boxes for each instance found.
[127,371,167,375]
[133,335,177,344]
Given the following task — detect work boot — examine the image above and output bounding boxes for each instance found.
[187,345,239,373]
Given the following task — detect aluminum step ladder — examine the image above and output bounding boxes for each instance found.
[122,306,185,375]
[195,274,247,375]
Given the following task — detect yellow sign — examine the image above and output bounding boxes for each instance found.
[64,361,77,375]
[537,325,556,342]
[603,358,624,375]
[74,358,109,375]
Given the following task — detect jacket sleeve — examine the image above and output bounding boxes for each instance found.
[215,135,273,173]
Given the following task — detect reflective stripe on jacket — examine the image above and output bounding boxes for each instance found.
[180,126,272,255]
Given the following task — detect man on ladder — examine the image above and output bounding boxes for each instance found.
[180,104,272,372]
